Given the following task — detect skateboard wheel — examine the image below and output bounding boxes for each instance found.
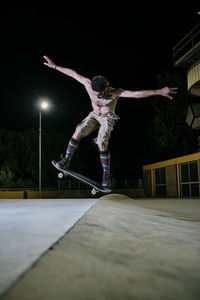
[58,172,63,179]
[91,188,97,195]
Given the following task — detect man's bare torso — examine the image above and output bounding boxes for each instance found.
[85,84,120,117]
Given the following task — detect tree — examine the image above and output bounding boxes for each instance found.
[144,70,197,163]
[0,166,14,187]
[0,129,83,188]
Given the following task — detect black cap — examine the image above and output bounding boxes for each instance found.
[91,75,109,92]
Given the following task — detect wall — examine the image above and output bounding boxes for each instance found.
[0,191,24,199]
[143,170,152,197]
[166,165,178,197]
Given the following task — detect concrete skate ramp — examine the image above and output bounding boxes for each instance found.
[100,193,133,200]
[101,195,200,221]
[0,198,98,297]
[3,198,200,300]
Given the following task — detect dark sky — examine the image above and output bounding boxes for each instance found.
[1,4,199,134]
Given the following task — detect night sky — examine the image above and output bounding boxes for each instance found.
[1,5,199,176]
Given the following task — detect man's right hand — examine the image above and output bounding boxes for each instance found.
[42,56,91,88]
[43,55,56,69]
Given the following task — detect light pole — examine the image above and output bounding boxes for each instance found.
[39,101,49,199]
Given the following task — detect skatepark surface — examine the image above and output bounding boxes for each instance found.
[0,195,200,300]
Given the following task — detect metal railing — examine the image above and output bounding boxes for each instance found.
[0,179,143,191]
[173,22,200,64]
[59,178,143,190]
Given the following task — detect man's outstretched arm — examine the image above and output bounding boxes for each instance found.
[120,87,178,100]
[43,56,91,86]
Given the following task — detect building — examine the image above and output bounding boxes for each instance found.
[143,22,200,198]
[143,152,200,198]
[173,22,200,96]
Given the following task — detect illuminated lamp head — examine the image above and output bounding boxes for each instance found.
[91,75,110,92]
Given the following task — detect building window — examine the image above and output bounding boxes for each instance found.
[180,161,199,197]
[154,167,166,197]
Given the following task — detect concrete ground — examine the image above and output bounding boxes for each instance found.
[1,195,200,300]
[0,199,98,297]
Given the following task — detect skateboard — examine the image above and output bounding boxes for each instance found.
[52,160,112,195]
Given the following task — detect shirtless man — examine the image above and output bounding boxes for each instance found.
[43,55,177,187]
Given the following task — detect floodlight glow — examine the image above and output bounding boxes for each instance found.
[41,101,48,109]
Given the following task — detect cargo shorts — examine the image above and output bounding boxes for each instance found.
[75,111,119,148]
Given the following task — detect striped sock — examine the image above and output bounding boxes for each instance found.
[100,151,111,173]
[65,138,79,160]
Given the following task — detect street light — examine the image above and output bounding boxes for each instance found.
[39,101,49,199]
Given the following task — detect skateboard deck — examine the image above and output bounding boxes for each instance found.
[52,160,112,195]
